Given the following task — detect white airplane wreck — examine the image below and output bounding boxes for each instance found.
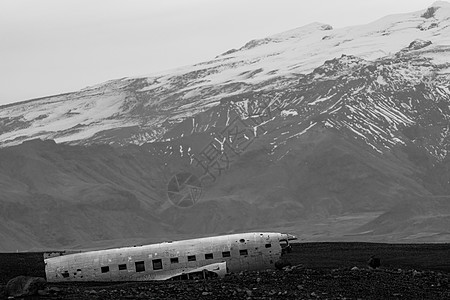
[44,232,297,282]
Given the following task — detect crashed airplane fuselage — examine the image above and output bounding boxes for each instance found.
[44,232,297,282]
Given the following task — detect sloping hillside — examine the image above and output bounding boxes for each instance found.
[0,2,450,250]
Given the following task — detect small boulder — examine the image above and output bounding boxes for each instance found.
[406,39,432,50]
[368,256,381,269]
[6,276,46,297]
[37,289,49,296]
[48,286,61,293]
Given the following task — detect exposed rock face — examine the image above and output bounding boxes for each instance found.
[1,3,450,148]
[403,39,432,51]
[422,6,439,18]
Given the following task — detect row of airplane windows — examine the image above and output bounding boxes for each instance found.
[96,243,272,274]
[60,243,273,278]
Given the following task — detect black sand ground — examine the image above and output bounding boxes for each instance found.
[1,243,449,299]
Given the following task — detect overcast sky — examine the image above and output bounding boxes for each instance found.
[0,0,436,105]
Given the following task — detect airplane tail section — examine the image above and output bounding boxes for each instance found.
[44,250,82,259]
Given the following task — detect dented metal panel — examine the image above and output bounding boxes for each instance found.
[44,232,296,282]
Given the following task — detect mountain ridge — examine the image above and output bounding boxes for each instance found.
[1,2,450,147]
[0,2,450,250]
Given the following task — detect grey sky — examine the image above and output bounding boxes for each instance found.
[0,0,435,105]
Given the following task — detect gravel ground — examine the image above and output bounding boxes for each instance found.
[1,243,449,299]
[25,267,450,299]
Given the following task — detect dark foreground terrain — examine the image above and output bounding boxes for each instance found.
[1,243,449,299]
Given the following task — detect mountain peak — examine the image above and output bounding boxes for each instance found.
[267,22,333,40]
[422,1,450,18]
[226,22,334,53]
[274,22,333,36]
[431,1,450,7]
[2,4,450,148]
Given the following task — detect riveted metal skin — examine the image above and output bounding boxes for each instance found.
[44,232,296,282]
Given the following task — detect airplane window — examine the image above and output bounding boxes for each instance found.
[152,259,163,270]
[118,264,127,270]
[240,249,248,256]
[170,257,179,264]
[265,243,272,248]
[239,239,245,243]
[222,251,231,257]
[135,261,145,272]
[205,253,214,260]
[188,255,196,261]
[101,266,109,273]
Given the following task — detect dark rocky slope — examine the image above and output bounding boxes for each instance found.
[1,6,450,249]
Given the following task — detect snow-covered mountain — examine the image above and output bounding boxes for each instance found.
[1,2,450,250]
[1,1,450,147]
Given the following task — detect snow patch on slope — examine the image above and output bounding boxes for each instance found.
[1,3,450,147]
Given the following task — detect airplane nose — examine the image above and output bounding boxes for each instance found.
[287,234,297,241]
